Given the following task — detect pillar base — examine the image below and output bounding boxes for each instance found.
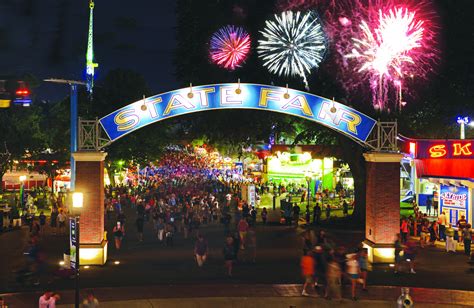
[80,240,108,265]
[362,240,395,264]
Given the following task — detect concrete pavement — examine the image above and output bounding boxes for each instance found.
[1,200,474,306]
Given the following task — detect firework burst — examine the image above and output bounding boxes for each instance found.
[257,11,327,90]
[209,25,251,70]
[346,7,425,109]
[278,0,439,111]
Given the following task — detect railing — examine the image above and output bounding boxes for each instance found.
[366,121,398,152]
[78,118,399,152]
[78,118,111,151]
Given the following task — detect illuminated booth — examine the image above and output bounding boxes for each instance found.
[403,139,474,225]
[263,145,344,193]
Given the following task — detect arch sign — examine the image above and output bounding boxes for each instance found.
[99,83,377,144]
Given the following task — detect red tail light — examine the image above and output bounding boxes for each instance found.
[16,89,30,95]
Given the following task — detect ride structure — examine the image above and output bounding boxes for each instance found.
[85,0,98,98]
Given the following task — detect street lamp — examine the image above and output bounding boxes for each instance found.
[304,171,312,210]
[19,176,26,209]
[72,192,83,308]
[457,116,473,139]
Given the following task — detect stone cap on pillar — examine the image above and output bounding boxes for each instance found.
[363,152,403,163]
[72,152,107,162]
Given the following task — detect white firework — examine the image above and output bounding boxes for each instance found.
[258,11,327,90]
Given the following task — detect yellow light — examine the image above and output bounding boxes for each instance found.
[114,261,120,265]
[84,265,90,269]
[19,175,27,182]
[59,261,65,266]
[389,264,395,267]
[72,192,83,208]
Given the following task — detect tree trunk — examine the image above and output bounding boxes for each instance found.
[105,164,116,187]
[337,135,366,225]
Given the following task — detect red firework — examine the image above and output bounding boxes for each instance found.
[277,0,439,110]
[209,25,251,70]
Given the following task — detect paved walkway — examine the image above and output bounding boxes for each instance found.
[1,201,473,306]
[2,284,473,307]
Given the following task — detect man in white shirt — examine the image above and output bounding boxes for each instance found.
[438,211,447,241]
[39,290,60,308]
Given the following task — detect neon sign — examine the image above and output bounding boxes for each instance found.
[99,83,377,144]
[428,142,472,158]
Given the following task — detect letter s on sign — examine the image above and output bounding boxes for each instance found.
[114,109,139,131]
[428,144,447,158]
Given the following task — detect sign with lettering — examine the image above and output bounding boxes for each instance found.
[414,140,474,159]
[69,217,78,270]
[439,184,469,226]
[99,83,376,144]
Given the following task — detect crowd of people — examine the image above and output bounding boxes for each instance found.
[299,229,369,301]
[400,203,473,256]
[104,148,260,276]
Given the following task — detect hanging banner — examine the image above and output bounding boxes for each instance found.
[99,83,376,144]
[69,217,78,270]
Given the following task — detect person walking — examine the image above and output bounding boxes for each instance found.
[346,253,361,301]
[292,203,301,226]
[112,221,125,250]
[38,211,46,235]
[425,197,432,216]
[400,218,409,243]
[135,214,144,242]
[428,221,439,246]
[445,224,456,252]
[194,234,208,267]
[420,221,429,248]
[237,218,249,250]
[342,200,349,217]
[394,233,403,273]
[438,211,447,241]
[462,224,472,256]
[404,236,417,274]
[246,227,257,263]
[300,251,315,297]
[39,290,60,308]
[82,290,99,308]
[156,218,165,243]
[261,207,267,225]
[325,256,342,300]
[223,235,235,277]
[57,210,66,235]
[302,230,313,256]
[313,203,321,225]
[457,215,467,244]
[325,204,331,220]
[358,248,369,291]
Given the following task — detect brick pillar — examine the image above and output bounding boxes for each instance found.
[363,152,403,263]
[72,152,108,265]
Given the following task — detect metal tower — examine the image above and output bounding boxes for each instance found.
[86,0,98,96]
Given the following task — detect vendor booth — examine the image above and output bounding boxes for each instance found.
[403,138,474,225]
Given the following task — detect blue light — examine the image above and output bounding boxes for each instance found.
[457,116,470,125]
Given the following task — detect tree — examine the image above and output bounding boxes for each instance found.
[0,105,49,190]
[80,68,174,183]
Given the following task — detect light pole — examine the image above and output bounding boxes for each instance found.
[19,175,26,209]
[304,171,312,210]
[44,79,86,192]
[72,192,83,308]
[457,116,473,139]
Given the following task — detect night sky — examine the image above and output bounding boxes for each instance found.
[0,0,177,101]
[0,1,473,107]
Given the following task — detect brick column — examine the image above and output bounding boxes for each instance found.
[363,152,403,263]
[72,152,108,265]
